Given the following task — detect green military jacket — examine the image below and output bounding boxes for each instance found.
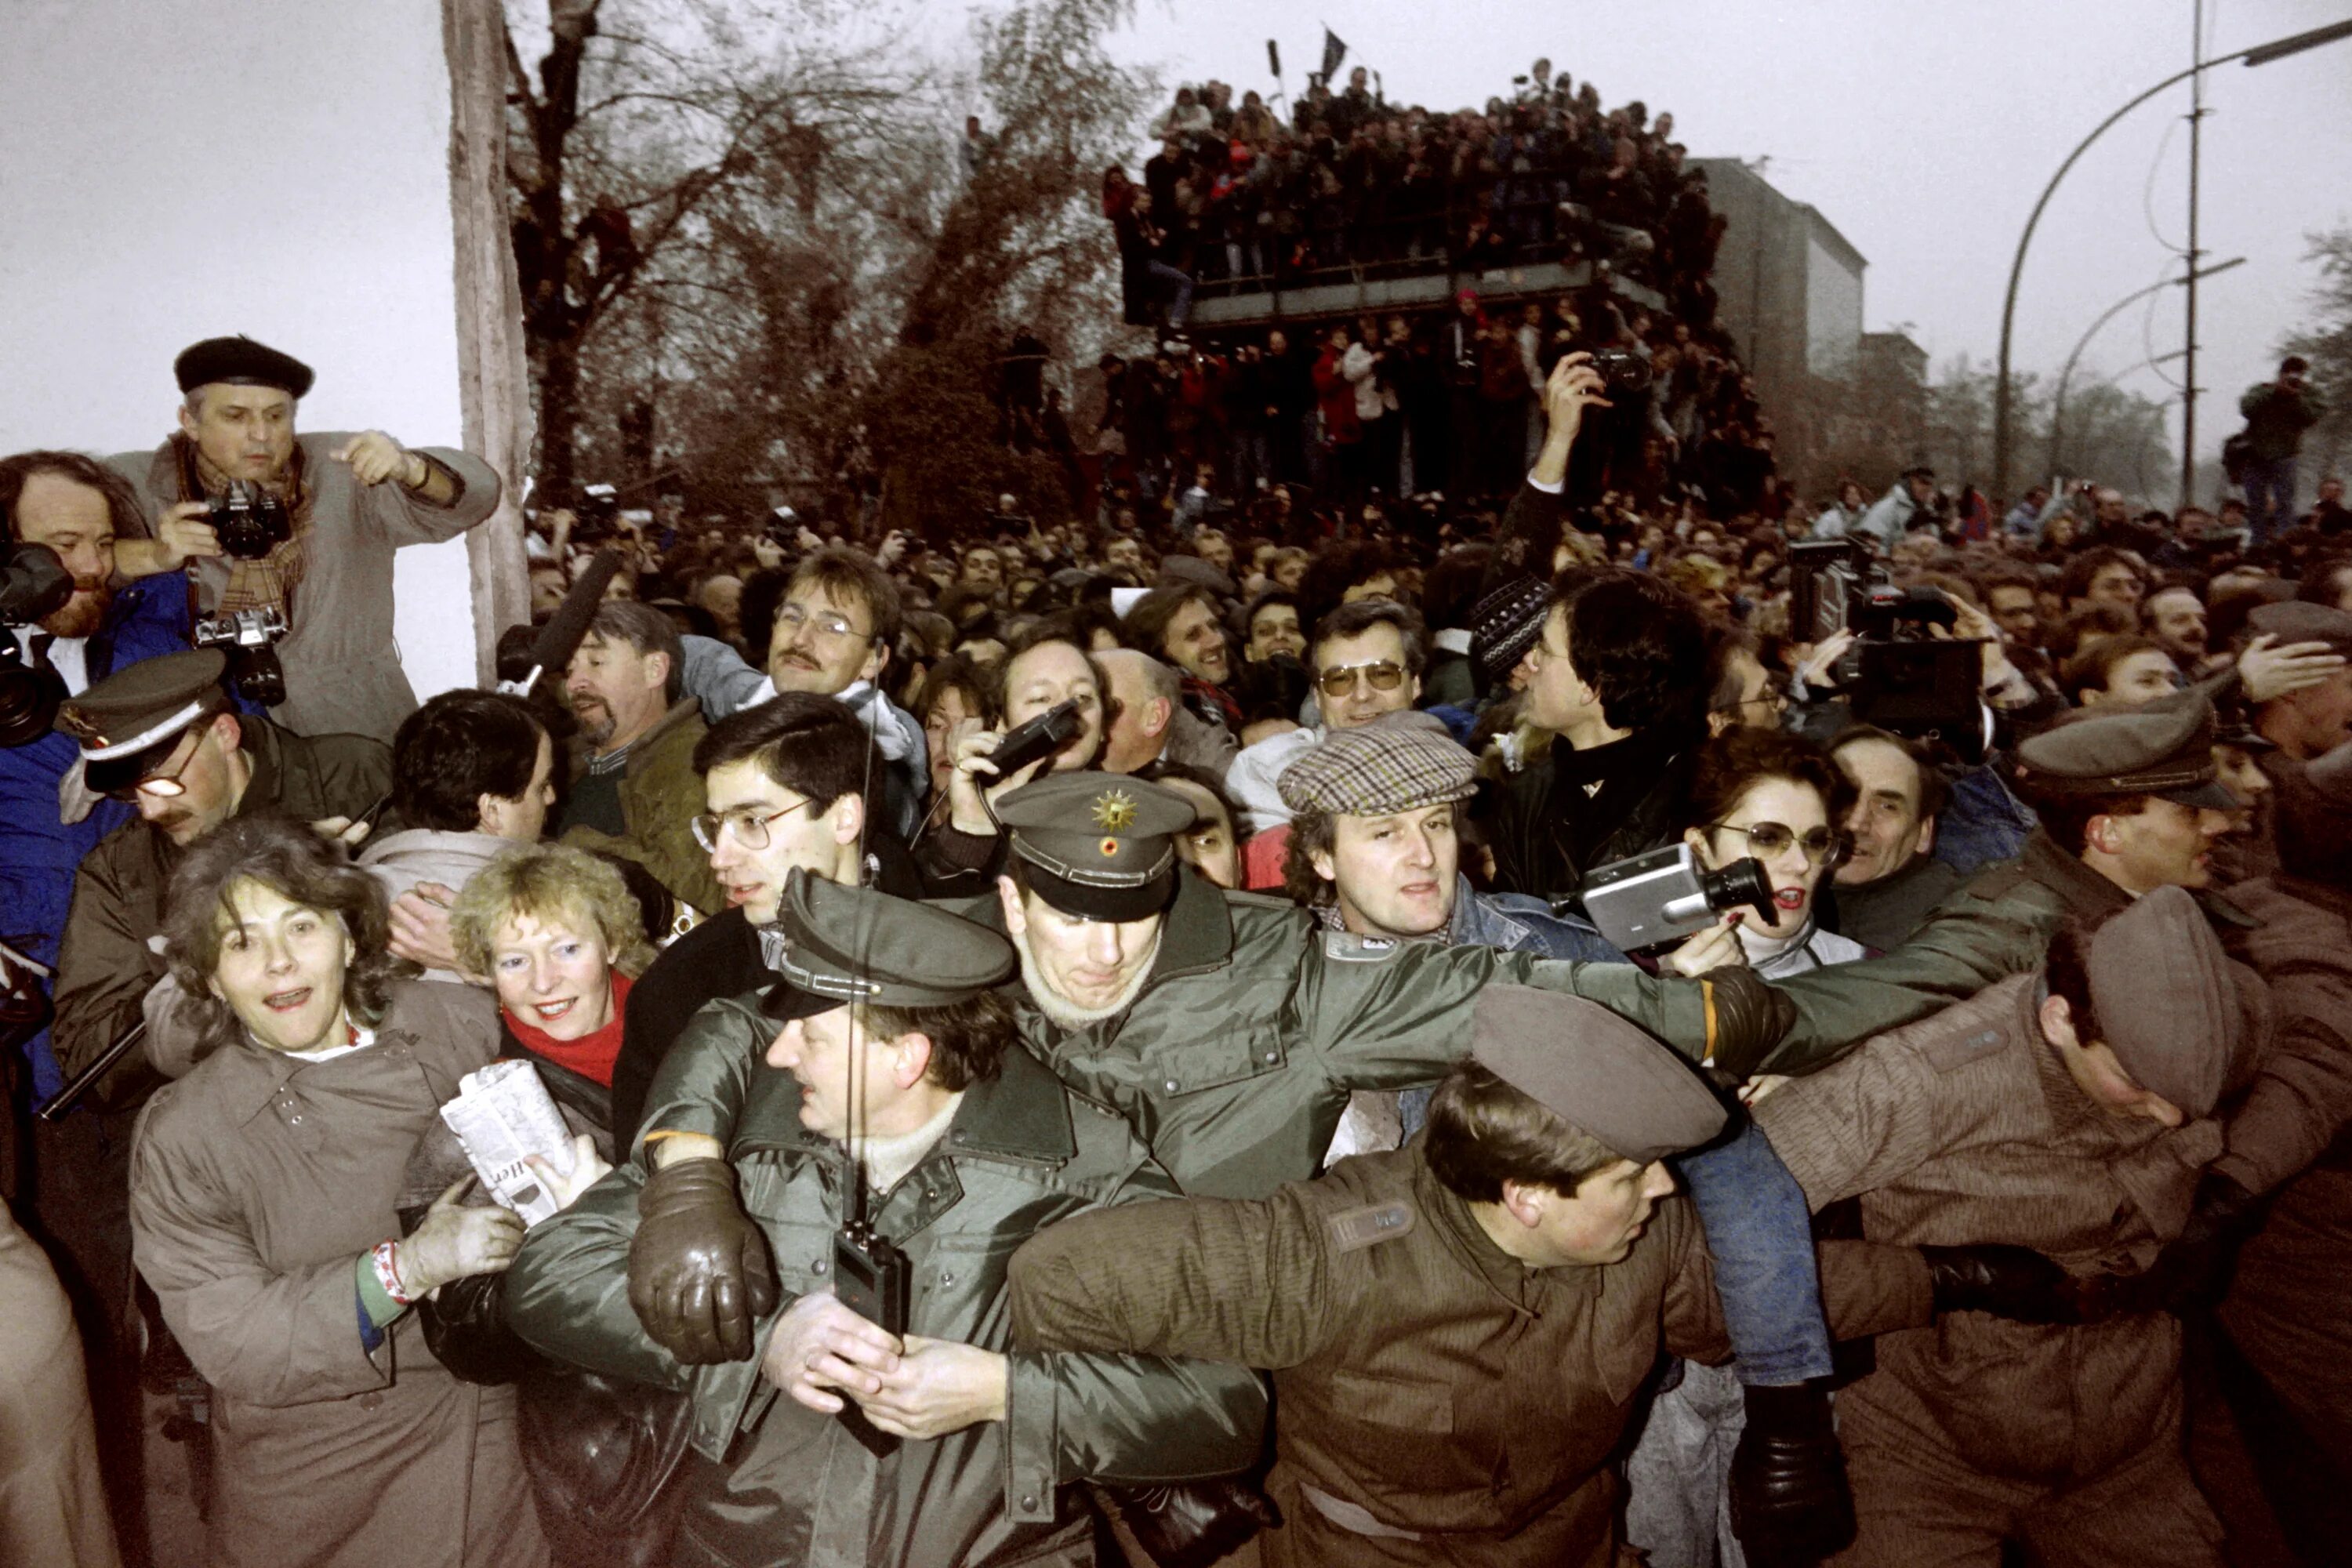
[976,874,1724,1200]
[51,716,390,1105]
[561,696,726,918]
[503,996,1266,1568]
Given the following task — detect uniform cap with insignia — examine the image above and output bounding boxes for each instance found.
[995,771,1194,922]
[1470,985,1727,1165]
[2248,600,2352,661]
[173,335,315,400]
[2082,884,2257,1120]
[757,868,1016,1020]
[2014,692,2238,811]
[60,649,230,796]
[1276,710,1475,817]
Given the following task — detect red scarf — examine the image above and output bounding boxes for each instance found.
[503,971,633,1087]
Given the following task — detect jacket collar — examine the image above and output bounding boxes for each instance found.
[2022,827,2256,930]
[740,1035,1077,1170]
[1446,879,1531,949]
[1411,1146,1596,1316]
[1142,868,1238,984]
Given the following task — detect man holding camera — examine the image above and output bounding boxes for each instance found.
[107,335,503,742]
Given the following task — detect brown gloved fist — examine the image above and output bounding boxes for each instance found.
[1702,967,1797,1082]
[626,1158,779,1365]
[1105,1477,1282,1568]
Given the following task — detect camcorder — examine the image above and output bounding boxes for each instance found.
[1572,843,1776,953]
[0,543,74,746]
[1789,539,1988,763]
[194,606,290,710]
[206,482,293,561]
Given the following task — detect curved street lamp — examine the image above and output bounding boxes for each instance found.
[2048,255,2244,475]
[1992,17,2352,502]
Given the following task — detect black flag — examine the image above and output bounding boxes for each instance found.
[1267,39,1282,79]
[1320,27,1348,81]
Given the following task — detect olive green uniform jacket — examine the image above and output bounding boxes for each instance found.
[1006,1146,1931,1568]
[561,696,725,919]
[503,996,1267,1568]
[971,875,1748,1200]
[51,717,390,1106]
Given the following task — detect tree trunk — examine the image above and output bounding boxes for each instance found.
[443,0,534,681]
[539,334,583,503]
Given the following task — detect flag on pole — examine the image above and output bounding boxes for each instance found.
[1267,39,1282,80]
[1320,27,1348,81]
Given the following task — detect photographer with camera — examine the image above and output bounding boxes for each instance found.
[107,335,503,742]
[2,453,193,1105]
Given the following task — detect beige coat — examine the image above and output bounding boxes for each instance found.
[0,1198,118,1568]
[128,982,546,1568]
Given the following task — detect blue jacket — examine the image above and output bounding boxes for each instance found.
[2,579,191,1100]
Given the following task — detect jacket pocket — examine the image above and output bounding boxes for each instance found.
[1327,1369,1455,1434]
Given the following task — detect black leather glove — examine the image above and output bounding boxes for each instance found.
[1921,1243,2084,1325]
[626,1158,779,1364]
[1702,967,1798,1082]
[1728,1381,1855,1568]
[1105,1477,1281,1568]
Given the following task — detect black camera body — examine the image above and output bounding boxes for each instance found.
[193,607,290,709]
[0,543,75,747]
[832,1218,911,1456]
[1573,844,1775,953]
[207,483,292,561]
[1586,349,1653,395]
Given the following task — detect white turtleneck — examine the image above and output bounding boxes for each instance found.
[856,1093,964,1197]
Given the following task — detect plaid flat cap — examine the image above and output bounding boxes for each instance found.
[1277,710,1475,816]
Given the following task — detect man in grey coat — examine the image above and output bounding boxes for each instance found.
[107,334,503,742]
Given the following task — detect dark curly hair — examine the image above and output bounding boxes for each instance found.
[161,815,409,1062]
[1555,568,1709,735]
[1680,728,1855,839]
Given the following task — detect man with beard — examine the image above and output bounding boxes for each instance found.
[1,452,191,1112]
[107,335,503,742]
[557,601,722,918]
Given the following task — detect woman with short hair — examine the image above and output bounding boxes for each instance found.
[129,814,552,1567]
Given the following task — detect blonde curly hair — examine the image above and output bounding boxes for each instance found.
[448,844,657,983]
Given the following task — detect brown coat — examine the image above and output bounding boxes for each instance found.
[1010,1145,1929,1568]
[1755,973,2223,1482]
[560,696,724,918]
[127,982,546,1568]
[0,1199,118,1568]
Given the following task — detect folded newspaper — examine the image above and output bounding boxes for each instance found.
[438,1060,578,1225]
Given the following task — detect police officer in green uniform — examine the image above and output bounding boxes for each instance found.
[504,873,1265,1568]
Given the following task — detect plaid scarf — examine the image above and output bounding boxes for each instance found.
[174,434,314,616]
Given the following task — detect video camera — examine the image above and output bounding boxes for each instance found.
[0,543,74,746]
[194,606,290,710]
[205,482,292,561]
[1572,843,1776,953]
[1789,538,1987,762]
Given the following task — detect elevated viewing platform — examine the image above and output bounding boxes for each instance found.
[1185,257,1665,335]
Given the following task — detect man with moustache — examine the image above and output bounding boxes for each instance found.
[1,452,192,1112]
[557,600,724,919]
[107,335,503,742]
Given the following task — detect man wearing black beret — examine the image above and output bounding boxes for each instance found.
[106,334,504,742]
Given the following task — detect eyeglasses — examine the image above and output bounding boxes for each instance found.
[1316,659,1406,699]
[691,800,814,853]
[1708,820,1849,866]
[1711,675,1789,715]
[775,601,872,643]
[107,730,201,803]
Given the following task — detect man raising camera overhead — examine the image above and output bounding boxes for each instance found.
[106,334,503,742]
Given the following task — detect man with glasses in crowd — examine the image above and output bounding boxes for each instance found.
[608,691,923,1139]
[1224,597,1432,835]
[678,546,927,837]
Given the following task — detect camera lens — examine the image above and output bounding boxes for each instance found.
[1700,856,1777,926]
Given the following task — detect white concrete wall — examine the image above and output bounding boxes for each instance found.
[0,0,478,704]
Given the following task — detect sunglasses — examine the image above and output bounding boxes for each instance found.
[1708,820,1848,867]
[105,730,201,804]
[1316,659,1406,699]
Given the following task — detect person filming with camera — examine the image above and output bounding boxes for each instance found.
[107,334,503,742]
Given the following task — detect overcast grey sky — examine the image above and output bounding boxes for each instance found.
[1100,0,2352,468]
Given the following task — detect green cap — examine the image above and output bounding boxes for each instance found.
[757,869,1015,1021]
[995,771,1194,922]
[56,650,229,795]
[2015,692,2237,811]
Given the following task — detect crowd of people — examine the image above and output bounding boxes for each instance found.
[2,318,2351,1568]
[1108,59,1717,303]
